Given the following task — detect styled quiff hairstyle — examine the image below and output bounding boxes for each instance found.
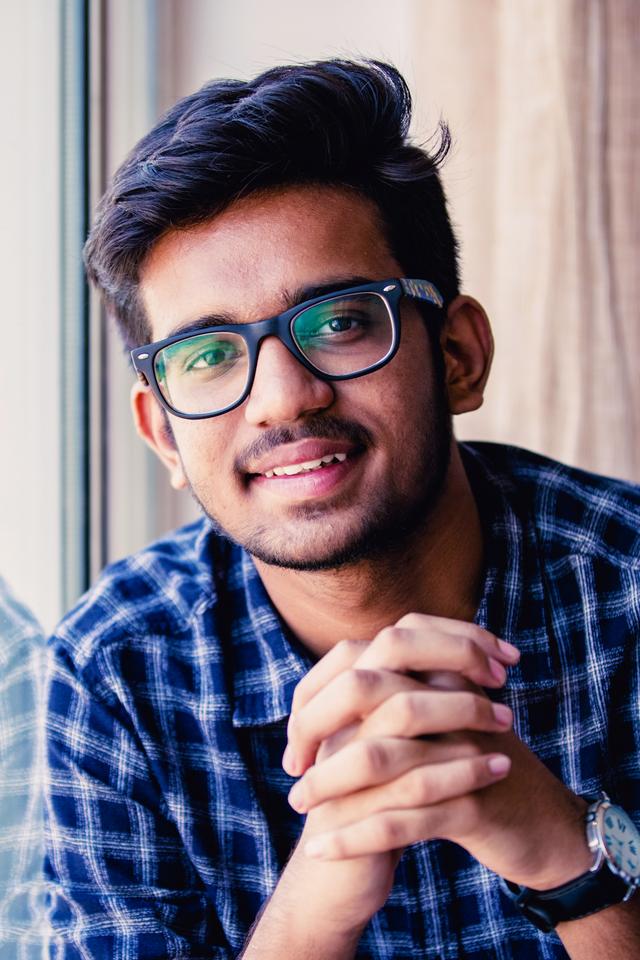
[84,59,460,350]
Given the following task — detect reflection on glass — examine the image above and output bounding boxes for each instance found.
[0,578,51,957]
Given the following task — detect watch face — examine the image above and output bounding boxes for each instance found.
[598,804,640,880]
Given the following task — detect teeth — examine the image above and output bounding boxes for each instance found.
[263,451,347,478]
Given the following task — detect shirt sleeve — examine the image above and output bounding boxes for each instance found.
[44,638,232,960]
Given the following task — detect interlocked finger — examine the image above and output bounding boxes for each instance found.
[355,617,519,688]
[303,755,511,860]
[287,668,425,775]
[355,688,512,741]
[289,735,487,813]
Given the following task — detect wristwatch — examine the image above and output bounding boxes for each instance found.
[502,793,640,932]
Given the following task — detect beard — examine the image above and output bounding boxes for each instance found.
[184,369,453,573]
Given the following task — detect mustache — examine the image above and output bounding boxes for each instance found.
[235,415,373,473]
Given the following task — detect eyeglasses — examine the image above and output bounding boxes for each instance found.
[131,277,443,419]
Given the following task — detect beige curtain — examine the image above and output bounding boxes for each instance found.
[415,0,640,481]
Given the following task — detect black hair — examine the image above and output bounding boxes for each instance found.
[84,59,460,349]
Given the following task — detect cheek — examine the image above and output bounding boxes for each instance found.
[173,421,238,496]
[338,325,434,431]
[386,330,435,422]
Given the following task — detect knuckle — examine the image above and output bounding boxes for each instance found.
[335,638,363,661]
[361,740,388,777]
[476,696,493,724]
[346,667,381,698]
[458,634,474,656]
[470,645,488,672]
[395,612,426,630]
[466,623,490,645]
[394,691,419,730]
[473,625,500,656]
[378,813,403,848]
[373,625,403,655]
[457,635,479,665]
[465,693,489,724]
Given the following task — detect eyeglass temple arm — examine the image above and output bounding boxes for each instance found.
[399,278,444,309]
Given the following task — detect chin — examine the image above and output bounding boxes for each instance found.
[205,470,451,571]
[212,511,377,571]
[242,532,385,571]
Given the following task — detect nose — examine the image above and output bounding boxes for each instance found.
[243,335,335,426]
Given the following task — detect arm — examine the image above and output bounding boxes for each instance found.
[238,858,365,960]
[557,898,640,960]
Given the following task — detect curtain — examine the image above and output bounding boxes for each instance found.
[413,0,640,481]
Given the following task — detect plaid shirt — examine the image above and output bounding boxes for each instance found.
[44,442,640,959]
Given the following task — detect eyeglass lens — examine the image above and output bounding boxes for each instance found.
[153,292,394,415]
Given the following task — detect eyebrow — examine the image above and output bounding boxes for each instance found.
[164,275,375,340]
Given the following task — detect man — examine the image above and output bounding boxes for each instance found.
[44,60,640,959]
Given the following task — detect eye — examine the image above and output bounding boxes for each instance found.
[171,338,244,378]
[320,314,359,333]
[300,311,367,339]
[186,343,240,370]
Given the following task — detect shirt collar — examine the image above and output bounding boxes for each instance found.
[461,443,555,688]
[227,547,313,728]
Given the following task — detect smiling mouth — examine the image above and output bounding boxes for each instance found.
[262,452,348,478]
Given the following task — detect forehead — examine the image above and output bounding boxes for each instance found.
[139,185,403,341]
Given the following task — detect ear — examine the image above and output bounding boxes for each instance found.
[131,381,188,490]
[440,295,494,415]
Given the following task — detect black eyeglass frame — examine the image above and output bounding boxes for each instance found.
[131,277,444,420]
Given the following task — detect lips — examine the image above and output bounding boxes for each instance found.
[245,438,359,478]
[263,451,348,478]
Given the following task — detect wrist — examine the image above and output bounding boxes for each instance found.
[503,792,640,934]
[512,794,593,890]
[282,846,373,937]
[244,895,362,960]
[243,857,366,960]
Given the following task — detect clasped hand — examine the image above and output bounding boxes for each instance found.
[283,615,590,895]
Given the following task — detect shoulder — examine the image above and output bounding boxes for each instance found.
[50,518,228,672]
[461,441,640,568]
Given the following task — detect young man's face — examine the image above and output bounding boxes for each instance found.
[135,185,453,570]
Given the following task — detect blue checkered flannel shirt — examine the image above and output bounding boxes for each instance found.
[44,442,640,959]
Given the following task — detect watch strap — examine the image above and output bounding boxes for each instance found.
[502,864,631,933]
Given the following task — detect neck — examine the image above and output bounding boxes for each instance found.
[253,443,485,660]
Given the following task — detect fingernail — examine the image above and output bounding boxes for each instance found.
[492,703,512,727]
[498,639,520,663]
[288,782,306,813]
[282,745,297,775]
[488,754,511,776]
[304,838,327,859]
[489,658,507,684]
